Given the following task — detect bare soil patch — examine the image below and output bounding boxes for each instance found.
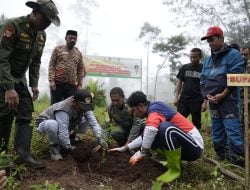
[20,138,167,190]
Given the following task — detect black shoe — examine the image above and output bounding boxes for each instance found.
[16,156,45,169]
[231,159,245,168]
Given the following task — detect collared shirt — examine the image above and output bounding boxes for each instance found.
[0,15,46,89]
[108,103,145,142]
[48,45,84,86]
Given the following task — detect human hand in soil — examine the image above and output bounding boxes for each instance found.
[107,146,128,153]
[0,170,7,190]
[98,138,108,150]
[129,150,145,165]
[92,145,102,152]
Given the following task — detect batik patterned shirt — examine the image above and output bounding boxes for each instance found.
[48,45,84,86]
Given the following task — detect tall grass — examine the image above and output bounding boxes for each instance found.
[31,94,51,157]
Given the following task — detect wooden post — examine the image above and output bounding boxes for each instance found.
[244,86,249,190]
[227,74,250,190]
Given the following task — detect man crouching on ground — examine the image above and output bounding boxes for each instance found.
[35,89,108,160]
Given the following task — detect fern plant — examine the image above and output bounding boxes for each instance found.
[85,79,107,107]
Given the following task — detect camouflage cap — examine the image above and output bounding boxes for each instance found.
[26,0,60,26]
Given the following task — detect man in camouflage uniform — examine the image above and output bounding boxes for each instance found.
[48,30,85,105]
[0,0,60,167]
[108,87,145,146]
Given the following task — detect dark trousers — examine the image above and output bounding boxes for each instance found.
[50,83,76,105]
[0,83,33,152]
[151,122,203,161]
[110,125,130,146]
[177,101,202,129]
[209,100,244,159]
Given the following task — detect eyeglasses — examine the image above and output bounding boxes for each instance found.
[207,36,219,43]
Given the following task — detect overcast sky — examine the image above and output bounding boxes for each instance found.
[1,0,175,55]
[1,0,176,101]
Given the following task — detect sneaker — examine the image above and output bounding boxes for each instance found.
[50,145,62,161]
[51,154,63,161]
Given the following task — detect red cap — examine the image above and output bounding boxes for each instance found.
[201,26,223,40]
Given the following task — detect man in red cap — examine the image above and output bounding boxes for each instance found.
[200,26,224,41]
[200,26,245,166]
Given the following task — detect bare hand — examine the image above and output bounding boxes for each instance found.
[0,170,7,190]
[108,146,127,153]
[5,89,19,110]
[207,94,223,104]
[49,81,56,91]
[201,101,207,112]
[173,97,178,107]
[76,85,82,91]
[32,87,39,101]
[92,145,102,153]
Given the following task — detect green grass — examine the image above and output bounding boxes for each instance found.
[31,94,51,158]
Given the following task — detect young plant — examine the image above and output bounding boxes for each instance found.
[0,151,26,190]
[30,180,64,190]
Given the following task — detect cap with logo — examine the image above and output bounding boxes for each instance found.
[26,0,60,26]
[74,89,94,111]
[201,26,223,40]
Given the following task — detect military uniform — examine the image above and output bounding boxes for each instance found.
[0,0,60,167]
[0,15,46,151]
[108,103,145,146]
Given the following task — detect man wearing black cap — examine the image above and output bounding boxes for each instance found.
[35,89,108,160]
[0,0,60,168]
[200,26,245,166]
[49,29,85,105]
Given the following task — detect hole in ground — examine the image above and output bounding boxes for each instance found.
[71,139,166,188]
